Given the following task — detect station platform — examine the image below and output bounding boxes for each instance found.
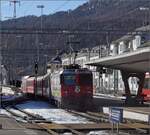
[0,115,49,135]
[93,94,124,108]
[93,94,150,108]
[87,47,150,106]
[103,107,150,122]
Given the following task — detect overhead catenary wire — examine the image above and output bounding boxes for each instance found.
[0,27,149,35]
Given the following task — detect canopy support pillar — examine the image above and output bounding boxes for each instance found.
[121,70,145,105]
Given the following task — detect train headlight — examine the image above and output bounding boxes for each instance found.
[75,86,80,93]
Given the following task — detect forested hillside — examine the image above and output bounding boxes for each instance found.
[1,0,150,77]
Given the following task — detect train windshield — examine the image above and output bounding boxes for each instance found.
[79,73,92,85]
[144,78,150,89]
[63,74,76,85]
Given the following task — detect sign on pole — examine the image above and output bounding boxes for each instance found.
[109,107,123,135]
[109,107,123,123]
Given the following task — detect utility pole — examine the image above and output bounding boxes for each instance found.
[98,45,101,93]
[9,0,20,86]
[37,5,44,31]
[67,35,80,65]
[0,0,2,110]
[34,61,38,98]
[35,33,39,63]
[10,0,20,18]
[36,5,44,74]
[44,54,48,74]
[34,33,39,99]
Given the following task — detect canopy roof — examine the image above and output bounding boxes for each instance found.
[86,47,150,73]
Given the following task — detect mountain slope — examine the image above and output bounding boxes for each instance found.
[1,0,150,77]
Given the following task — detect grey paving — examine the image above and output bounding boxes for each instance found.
[0,115,24,129]
[0,115,49,135]
[0,129,50,135]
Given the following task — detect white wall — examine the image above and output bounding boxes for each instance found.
[110,44,118,55]
[132,35,141,50]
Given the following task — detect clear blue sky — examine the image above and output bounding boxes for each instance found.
[1,0,88,20]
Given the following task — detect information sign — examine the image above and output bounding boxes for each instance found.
[109,107,123,123]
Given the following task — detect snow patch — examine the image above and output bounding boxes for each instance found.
[17,101,90,124]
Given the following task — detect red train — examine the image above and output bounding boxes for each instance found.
[21,64,93,110]
[21,74,50,98]
[142,72,150,101]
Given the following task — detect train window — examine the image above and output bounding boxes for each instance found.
[27,81,34,86]
[63,74,76,85]
[79,74,92,85]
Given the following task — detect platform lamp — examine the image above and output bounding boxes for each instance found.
[37,5,44,31]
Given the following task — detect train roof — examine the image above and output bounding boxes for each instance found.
[26,76,35,80]
[22,76,30,79]
[22,73,51,81]
[63,64,81,69]
[63,68,92,74]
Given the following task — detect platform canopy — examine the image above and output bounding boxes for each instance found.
[86,47,150,73]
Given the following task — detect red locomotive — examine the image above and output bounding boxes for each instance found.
[21,64,93,110]
[51,64,93,109]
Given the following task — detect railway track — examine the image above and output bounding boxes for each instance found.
[3,104,110,134]
[2,100,150,135]
[2,106,88,135]
[3,106,47,123]
[66,110,109,123]
[4,106,31,122]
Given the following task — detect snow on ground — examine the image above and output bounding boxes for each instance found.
[7,107,28,117]
[2,86,15,95]
[0,109,11,116]
[0,109,27,123]
[2,94,22,102]
[1,86,22,101]
[87,131,110,135]
[16,101,91,124]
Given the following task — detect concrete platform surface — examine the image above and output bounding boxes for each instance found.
[0,115,49,135]
[124,107,150,114]
[0,115,24,129]
[103,107,150,122]
[0,129,50,135]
